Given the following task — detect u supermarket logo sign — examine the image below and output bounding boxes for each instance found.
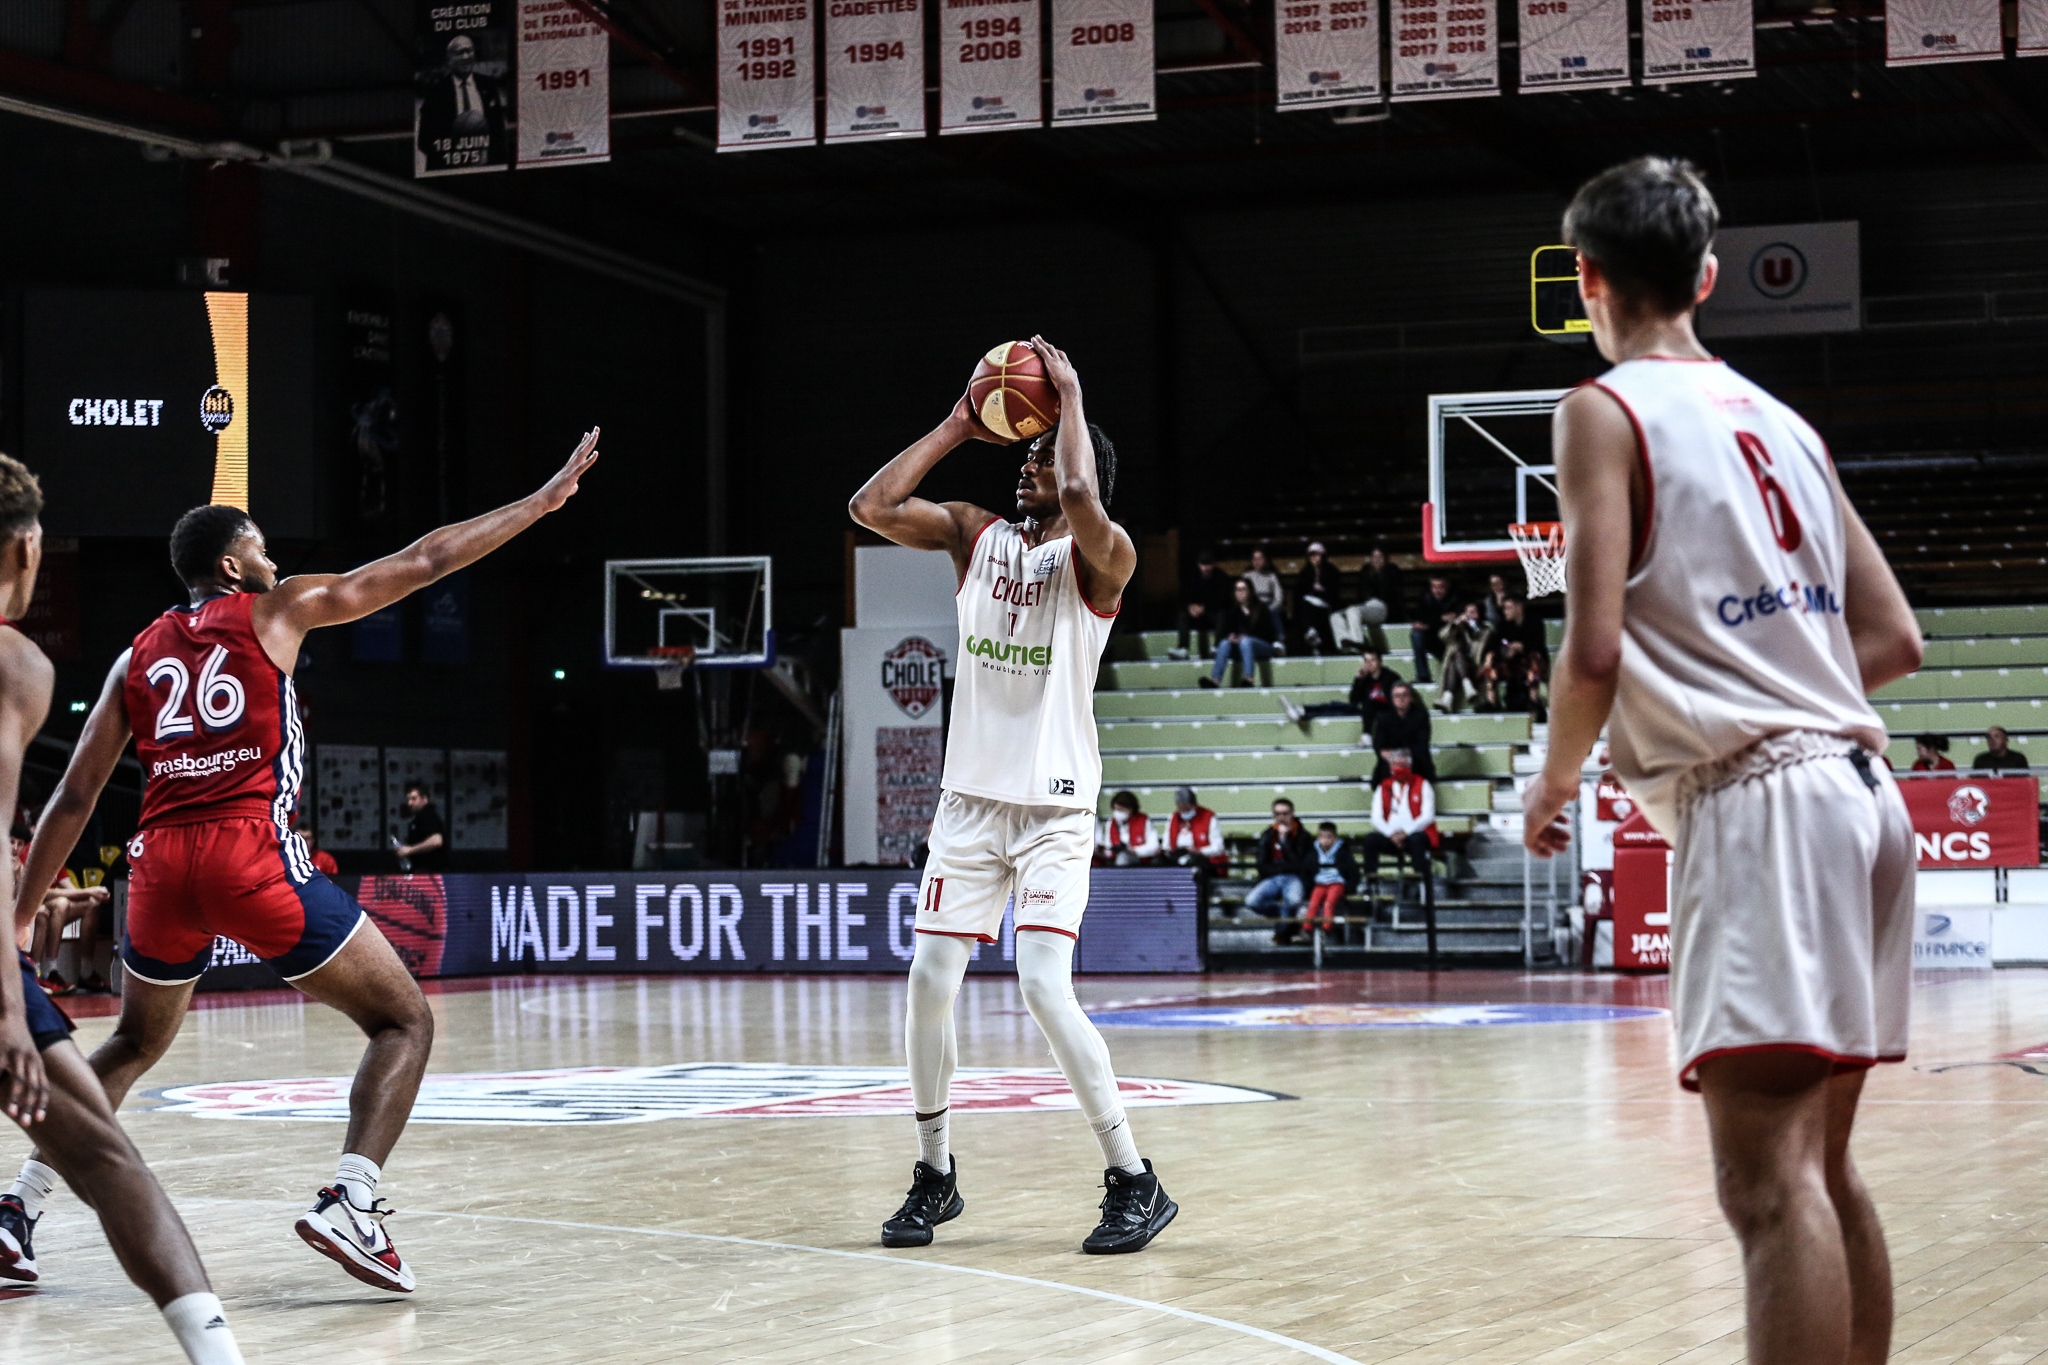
[145,1063,1281,1125]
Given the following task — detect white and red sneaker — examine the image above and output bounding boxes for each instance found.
[0,1194,39,1282]
[294,1186,415,1293]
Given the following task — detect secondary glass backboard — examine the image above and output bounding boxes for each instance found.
[604,557,773,670]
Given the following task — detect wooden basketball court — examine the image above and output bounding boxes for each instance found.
[6,968,2047,1363]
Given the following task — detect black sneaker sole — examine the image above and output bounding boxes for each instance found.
[880,1193,964,1249]
[1082,1198,1178,1255]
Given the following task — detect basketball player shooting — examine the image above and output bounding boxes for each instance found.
[8,429,601,1297]
[0,455,249,1363]
[1519,159,1923,1365]
[849,337,1176,1254]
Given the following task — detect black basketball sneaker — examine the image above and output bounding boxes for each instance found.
[1082,1160,1177,1254]
[881,1157,964,1248]
[0,1193,38,1282]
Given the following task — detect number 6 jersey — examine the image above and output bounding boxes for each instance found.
[125,591,307,835]
[1592,356,1883,835]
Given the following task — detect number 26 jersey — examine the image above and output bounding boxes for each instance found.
[125,591,307,833]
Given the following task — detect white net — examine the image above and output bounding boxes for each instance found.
[1508,522,1568,597]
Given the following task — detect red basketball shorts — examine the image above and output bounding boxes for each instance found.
[122,817,367,984]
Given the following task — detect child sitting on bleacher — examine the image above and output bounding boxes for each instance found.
[1299,822,1360,937]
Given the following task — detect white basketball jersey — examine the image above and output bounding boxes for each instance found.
[1595,357,1883,835]
[943,519,1117,811]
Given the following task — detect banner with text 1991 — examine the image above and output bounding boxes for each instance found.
[517,0,610,167]
[719,0,816,150]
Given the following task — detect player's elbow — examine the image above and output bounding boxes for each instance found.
[1890,625,1926,675]
[1058,478,1096,508]
[1567,640,1623,685]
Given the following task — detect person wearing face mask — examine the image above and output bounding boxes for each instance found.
[1095,791,1159,867]
[1164,787,1228,877]
[1358,749,1436,897]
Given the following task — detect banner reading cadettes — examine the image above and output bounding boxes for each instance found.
[415,1,515,176]
[517,0,610,167]
[825,0,926,142]
[2025,0,2048,54]
[1518,0,1630,91]
[1642,0,1755,82]
[940,0,1044,133]
[1050,0,1155,126]
[1274,0,1383,108]
[1389,0,1498,101]
[1886,0,2002,64]
[719,0,816,150]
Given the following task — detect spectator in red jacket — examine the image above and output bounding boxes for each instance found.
[1165,787,1228,876]
[1911,733,1954,772]
[1096,790,1160,866]
[1358,749,1436,893]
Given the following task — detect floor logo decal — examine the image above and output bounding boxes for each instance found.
[144,1063,1282,1125]
[1087,1002,1668,1029]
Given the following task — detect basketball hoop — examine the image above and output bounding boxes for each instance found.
[651,644,696,690]
[1508,522,1568,597]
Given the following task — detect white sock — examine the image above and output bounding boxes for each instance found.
[9,1159,58,1219]
[916,1110,950,1170]
[162,1292,246,1365]
[334,1152,381,1209]
[1088,1107,1144,1176]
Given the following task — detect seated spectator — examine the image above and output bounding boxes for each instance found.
[1165,786,1229,876]
[1972,726,2030,772]
[1243,546,1286,625]
[1201,577,1279,689]
[1244,798,1314,920]
[1282,649,1402,732]
[1436,602,1496,714]
[1912,733,1955,772]
[1297,822,1360,939]
[1371,681,1436,781]
[27,886,110,998]
[1096,789,1160,866]
[1173,547,1236,661]
[1290,542,1344,657]
[1482,596,1549,714]
[1409,574,1460,684]
[1481,572,1511,629]
[1357,749,1436,896]
[1353,545,1405,656]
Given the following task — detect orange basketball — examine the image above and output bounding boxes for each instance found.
[967,341,1061,442]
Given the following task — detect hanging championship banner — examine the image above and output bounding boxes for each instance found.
[940,0,1043,133]
[718,0,816,151]
[825,0,925,142]
[517,1,610,166]
[1274,0,1383,108]
[2017,0,2048,54]
[1389,0,1498,101]
[415,1,515,176]
[1886,0,2002,64]
[1051,0,1155,126]
[1518,0,1630,91]
[1642,0,1755,83]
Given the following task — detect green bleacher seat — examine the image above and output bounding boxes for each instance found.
[1214,814,1475,840]
[1097,717,1364,750]
[1871,667,2048,702]
[1093,687,1351,719]
[1871,698,2047,734]
[1108,657,1410,690]
[1099,779,1492,819]
[1922,638,2048,669]
[1097,745,1514,787]
[1917,605,2048,638]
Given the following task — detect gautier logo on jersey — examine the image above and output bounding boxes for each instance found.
[880,636,945,719]
[1716,580,1841,627]
[965,634,1052,666]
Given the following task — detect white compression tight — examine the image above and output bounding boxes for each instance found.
[905,931,1142,1172]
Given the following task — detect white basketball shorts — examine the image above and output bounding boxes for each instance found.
[915,791,1094,943]
[1670,729,1915,1092]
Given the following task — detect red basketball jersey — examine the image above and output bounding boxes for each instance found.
[125,592,306,838]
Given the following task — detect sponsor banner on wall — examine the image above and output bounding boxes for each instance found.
[1886,0,2002,64]
[1915,907,1993,968]
[826,0,925,142]
[1697,222,1861,338]
[415,1,515,176]
[2024,0,2048,54]
[1643,0,1755,82]
[718,0,816,151]
[301,868,1200,979]
[842,626,956,864]
[517,0,611,167]
[1518,0,1630,92]
[940,0,1043,133]
[1275,0,1383,108]
[1390,0,1498,101]
[1899,775,2042,869]
[1051,0,1155,125]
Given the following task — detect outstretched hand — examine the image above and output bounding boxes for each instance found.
[949,392,1017,446]
[1029,335,1080,397]
[532,427,602,513]
[1519,768,1575,858]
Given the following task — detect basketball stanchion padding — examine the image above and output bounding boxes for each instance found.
[1509,522,1568,597]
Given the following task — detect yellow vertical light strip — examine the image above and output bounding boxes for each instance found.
[204,291,250,509]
